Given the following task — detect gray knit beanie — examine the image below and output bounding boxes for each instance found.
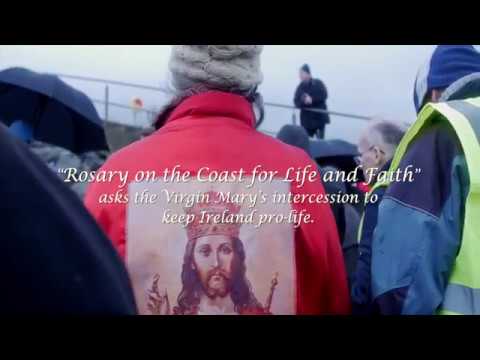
[169,45,264,94]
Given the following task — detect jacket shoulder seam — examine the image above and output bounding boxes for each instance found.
[382,195,440,221]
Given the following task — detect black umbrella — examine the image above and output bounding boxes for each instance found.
[0,67,109,154]
[310,139,359,159]
[310,139,361,179]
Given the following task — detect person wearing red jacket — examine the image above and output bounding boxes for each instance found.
[85,45,350,315]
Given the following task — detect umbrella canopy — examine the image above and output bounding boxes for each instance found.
[310,139,362,180]
[0,67,109,154]
[310,139,359,159]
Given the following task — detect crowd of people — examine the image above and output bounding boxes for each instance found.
[1,45,479,315]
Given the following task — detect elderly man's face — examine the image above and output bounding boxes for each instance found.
[193,235,235,299]
[357,135,385,184]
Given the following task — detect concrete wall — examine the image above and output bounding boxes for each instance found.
[104,121,146,152]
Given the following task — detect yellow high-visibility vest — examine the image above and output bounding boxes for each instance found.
[378,97,480,315]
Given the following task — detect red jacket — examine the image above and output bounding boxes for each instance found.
[85,91,350,315]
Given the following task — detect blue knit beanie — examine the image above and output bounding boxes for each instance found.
[413,45,480,113]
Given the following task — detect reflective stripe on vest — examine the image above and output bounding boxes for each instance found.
[356,180,389,244]
[454,100,480,143]
[441,283,480,315]
[436,100,480,194]
[356,211,364,244]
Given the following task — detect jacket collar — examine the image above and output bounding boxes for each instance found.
[165,91,256,128]
[440,72,480,102]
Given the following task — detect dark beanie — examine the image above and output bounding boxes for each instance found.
[277,125,311,156]
[414,45,480,112]
[301,64,311,75]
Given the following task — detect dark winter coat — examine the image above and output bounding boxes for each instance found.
[350,161,390,315]
[294,79,330,131]
[0,123,137,314]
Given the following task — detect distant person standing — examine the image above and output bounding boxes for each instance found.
[294,64,330,139]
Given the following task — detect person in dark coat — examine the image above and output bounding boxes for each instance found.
[277,125,359,287]
[320,165,360,290]
[0,123,137,314]
[294,64,330,139]
[276,125,342,239]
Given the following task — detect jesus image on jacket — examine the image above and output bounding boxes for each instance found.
[146,191,274,315]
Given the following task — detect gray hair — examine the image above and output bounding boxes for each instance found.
[363,120,406,160]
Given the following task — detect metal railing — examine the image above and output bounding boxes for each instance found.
[54,73,373,135]
[261,101,370,120]
[54,73,173,93]
[91,99,157,120]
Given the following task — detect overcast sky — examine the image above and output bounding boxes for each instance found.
[0,45,447,142]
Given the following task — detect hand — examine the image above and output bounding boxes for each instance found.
[303,94,313,105]
[147,274,170,315]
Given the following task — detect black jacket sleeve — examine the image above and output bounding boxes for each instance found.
[294,84,305,108]
[310,79,328,106]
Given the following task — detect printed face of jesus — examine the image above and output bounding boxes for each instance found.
[193,235,235,299]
